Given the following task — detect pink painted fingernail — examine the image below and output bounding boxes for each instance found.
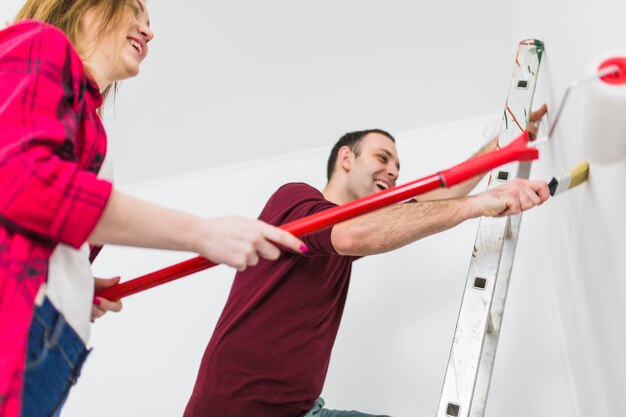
[300,244,309,253]
[93,297,101,305]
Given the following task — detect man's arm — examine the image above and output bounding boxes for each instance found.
[331,178,549,256]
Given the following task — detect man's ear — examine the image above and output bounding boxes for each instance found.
[338,146,354,173]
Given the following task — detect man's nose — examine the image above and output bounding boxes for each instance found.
[387,165,399,183]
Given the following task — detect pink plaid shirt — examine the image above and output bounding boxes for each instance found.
[0,20,112,417]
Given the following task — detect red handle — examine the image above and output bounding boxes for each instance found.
[440,131,537,186]
[95,173,442,301]
[96,131,538,301]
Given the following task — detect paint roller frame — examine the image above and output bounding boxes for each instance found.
[532,57,625,147]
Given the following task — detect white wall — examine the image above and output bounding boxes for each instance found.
[62,116,574,417]
[1,0,513,184]
[4,0,624,415]
[505,1,626,416]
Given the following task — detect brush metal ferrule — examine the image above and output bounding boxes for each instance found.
[549,172,572,196]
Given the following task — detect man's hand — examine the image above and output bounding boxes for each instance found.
[92,276,123,322]
[527,104,547,141]
[473,178,550,217]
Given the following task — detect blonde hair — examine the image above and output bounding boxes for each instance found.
[15,0,132,110]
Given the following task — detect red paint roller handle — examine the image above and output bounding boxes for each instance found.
[94,173,442,301]
[96,131,538,301]
[441,131,536,186]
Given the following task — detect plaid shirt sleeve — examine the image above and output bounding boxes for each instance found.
[0,21,112,249]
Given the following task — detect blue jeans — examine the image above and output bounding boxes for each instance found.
[21,297,91,417]
[304,398,392,417]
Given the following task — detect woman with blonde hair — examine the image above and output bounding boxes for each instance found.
[0,1,306,416]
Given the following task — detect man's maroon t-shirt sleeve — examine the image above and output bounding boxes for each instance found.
[258,182,339,257]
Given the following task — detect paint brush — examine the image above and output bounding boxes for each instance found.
[548,160,590,196]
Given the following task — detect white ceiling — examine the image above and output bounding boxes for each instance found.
[2,1,514,184]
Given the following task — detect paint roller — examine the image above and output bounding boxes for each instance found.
[581,56,626,164]
[531,56,624,195]
[533,55,626,164]
[96,133,540,301]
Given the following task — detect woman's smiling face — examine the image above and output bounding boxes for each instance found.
[78,0,154,88]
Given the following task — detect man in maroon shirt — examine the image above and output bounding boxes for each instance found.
[184,123,550,417]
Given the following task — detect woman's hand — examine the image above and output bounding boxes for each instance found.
[194,217,308,272]
[92,276,123,322]
[89,192,307,272]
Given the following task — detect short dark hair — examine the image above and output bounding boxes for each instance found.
[326,129,395,181]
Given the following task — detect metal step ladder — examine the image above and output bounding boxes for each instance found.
[436,39,544,417]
